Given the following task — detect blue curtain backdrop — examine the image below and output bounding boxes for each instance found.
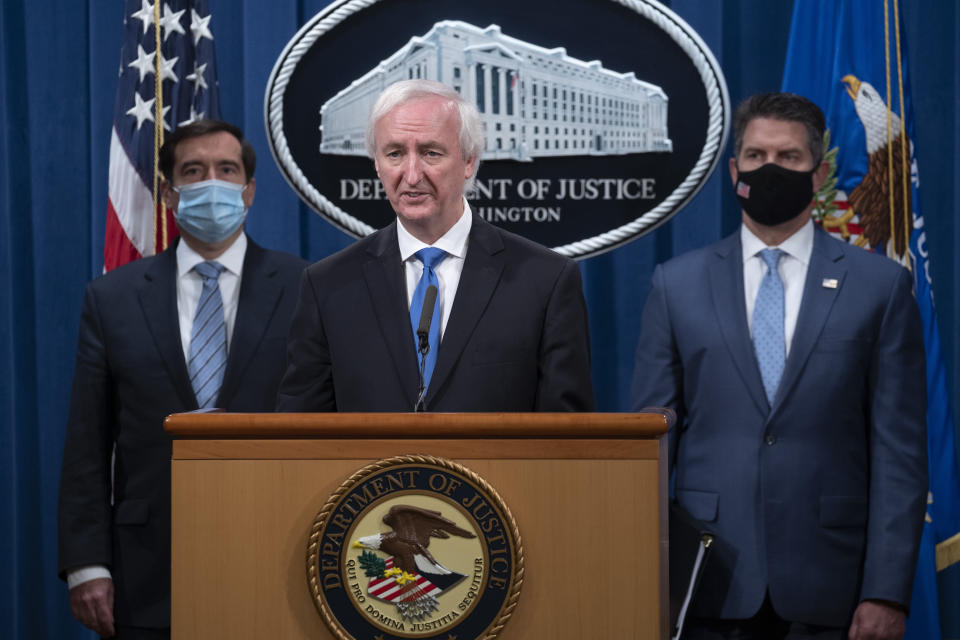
[1,1,957,638]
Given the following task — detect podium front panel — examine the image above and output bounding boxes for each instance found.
[169,416,668,639]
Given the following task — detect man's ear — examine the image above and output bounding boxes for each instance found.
[728,157,738,187]
[160,180,177,211]
[242,177,256,209]
[812,160,830,192]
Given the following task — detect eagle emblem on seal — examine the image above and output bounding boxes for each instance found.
[353,505,477,620]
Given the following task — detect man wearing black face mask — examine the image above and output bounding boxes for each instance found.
[631,94,926,640]
[58,119,307,639]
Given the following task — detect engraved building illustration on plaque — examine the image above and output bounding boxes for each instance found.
[319,20,672,162]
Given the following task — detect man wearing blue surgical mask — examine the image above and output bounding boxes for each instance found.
[160,122,256,253]
[58,120,307,639]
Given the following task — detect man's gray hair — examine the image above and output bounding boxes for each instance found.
[366,79,484,191]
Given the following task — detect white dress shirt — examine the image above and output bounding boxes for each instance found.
[741,219,814,357]
[397,200,472,341]
[67,233,247,590]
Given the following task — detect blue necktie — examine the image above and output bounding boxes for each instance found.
[189,261,227,408]
[409,248,447,392]
[753,249,785,405]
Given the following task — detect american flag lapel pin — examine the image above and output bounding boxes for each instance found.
[822,278,839,289]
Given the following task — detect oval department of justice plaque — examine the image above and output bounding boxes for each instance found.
[307,455,523,640]
[266,0,729,259]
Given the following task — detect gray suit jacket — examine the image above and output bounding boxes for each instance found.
[631,226,926,626]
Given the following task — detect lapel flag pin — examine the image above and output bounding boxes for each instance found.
[822,278,839,289]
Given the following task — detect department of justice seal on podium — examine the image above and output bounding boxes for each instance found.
[307,456,524,640]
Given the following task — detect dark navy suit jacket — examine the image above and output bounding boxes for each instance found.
[631,225,926,626]
[277,215,594,412]
[57,237,306,628]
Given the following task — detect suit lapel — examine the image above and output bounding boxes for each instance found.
[426,216,504,404]
[137,245,197,409]
[218,239,283,406]
[362,223,421,404]
[708,233,770,415]
[772,227,846,412]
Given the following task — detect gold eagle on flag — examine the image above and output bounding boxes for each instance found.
[839,74,913,261]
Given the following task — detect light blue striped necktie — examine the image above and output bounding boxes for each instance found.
[189,261,227,409]
[753,248,785,405]
[409,248,447,392]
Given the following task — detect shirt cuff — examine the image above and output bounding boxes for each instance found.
[67,565,112,589]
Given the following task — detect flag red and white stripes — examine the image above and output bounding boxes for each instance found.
[105,0,220,271]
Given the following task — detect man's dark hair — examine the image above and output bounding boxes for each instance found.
[732,93,826,167]
[158,118,256,181]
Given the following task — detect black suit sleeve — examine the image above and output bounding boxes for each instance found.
[534,258,594,411]
[276,269,337,412]
[58,283,115,578]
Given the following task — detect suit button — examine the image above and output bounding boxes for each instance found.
[765,435,777,445]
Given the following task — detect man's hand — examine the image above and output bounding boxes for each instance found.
[848,600,906,640]
[69,577,115,638]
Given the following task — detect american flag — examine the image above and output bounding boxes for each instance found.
[105,0,220,271]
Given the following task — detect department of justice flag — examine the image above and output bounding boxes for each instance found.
[782,1,960,637]
[104,0,220,271]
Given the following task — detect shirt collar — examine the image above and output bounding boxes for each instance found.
[176,232,247,277]
[741,218,814,266]
[397,198,473,262]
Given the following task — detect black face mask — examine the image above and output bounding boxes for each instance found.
[734,162,816,226]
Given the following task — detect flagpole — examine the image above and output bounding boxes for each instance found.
[892,0,912,271]
[152,0,166,254]
[882,0,898,262]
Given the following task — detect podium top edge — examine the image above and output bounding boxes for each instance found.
[163,410,673,438]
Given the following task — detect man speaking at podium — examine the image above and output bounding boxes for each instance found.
[278,80,593,412]
[631,93,926,639]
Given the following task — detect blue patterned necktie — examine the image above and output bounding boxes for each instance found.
[753,248,785,405]
[409,248,447,392]
[189,261,228,408]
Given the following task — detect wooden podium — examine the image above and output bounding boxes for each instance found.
[166,412,670,639]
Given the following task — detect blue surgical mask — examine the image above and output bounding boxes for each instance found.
[173,179,248,244]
